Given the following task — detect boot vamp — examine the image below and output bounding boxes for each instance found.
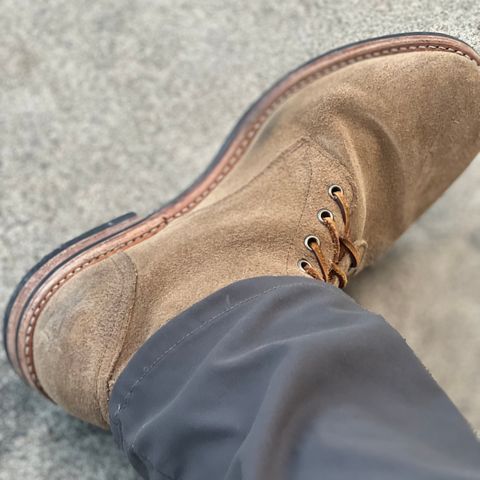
[294,51,480,263]
[204,51,480,264]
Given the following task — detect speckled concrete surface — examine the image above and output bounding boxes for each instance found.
[0,1,479,478]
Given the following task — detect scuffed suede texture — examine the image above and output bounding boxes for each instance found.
[200,52,480,265]
[2,3,480,479]
[33,253,138,427]
[113,138,359,388]
[30,48,480,428]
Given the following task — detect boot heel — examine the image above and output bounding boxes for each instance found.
[4,211,140,377]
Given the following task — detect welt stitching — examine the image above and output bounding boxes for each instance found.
[21,43,480,389]
[113,281,310,420]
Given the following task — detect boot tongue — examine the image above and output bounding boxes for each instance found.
[337,239,368,283]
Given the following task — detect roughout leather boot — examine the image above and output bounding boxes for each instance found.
[4,33,480,428]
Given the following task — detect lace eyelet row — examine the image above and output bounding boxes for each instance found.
[298,184,344,275]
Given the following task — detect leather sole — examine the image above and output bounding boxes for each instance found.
[4,32,480,397]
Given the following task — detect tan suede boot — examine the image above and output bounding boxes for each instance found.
[4,33,480,428]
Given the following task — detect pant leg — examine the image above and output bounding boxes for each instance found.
[109,276,480,480]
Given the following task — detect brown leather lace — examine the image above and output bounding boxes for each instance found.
[301,186,361,288]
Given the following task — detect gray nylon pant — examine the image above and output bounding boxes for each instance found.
[109,276,480,480]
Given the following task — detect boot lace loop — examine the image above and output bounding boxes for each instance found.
[300,185,361,288]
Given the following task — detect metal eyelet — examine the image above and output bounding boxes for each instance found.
[317,209,334,223]
[298,259,312,272]
[328,184,343,199]
[304,235,320,251]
